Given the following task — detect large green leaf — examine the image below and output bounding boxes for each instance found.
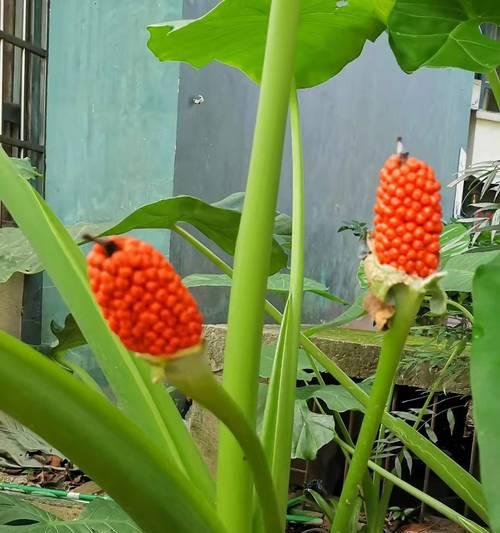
[0,193,289,283]
[0,496,140,532]
[147,0,384,89]
[471,254,500,532]
[0,148,214,497]
[292,400,335,460]
[183,272,347,304]
[440,223,470,264]
[0,333,224,533]
[441,250,500,292]
[388,0,500,73]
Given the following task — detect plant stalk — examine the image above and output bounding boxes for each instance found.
[173,226,488,521]
[216,0,300,529]
[372,338,467,532]
[162,352,283,533]
[332,285,422,532]
[487,69,500,109]
[335,437,487,533]
[262,85,305,514]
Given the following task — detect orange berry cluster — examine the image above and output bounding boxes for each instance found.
[373,154,442,278]
[86,236,203,357]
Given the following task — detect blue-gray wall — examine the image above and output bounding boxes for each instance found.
[42,1,181,372]
[169,4,473,324]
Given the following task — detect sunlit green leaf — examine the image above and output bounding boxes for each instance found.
[147,0,384,89]
[388,0,500,73]
[471,253,500,532]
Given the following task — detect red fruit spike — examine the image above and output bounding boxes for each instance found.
[85,235,203,358]
[373,147,441,277]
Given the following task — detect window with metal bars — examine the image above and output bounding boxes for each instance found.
[0,0,48,227]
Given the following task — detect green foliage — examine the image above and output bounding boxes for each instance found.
[388,0,500,73]
[472,254,500,533]
[147,0,384,88]
[49,314,85,356]
[441,250,500,292]
[296,381,372,413]
[0,332,223,533]
[0,193,290,283]
[0,495,139,532]
[11,157,43,181]
[304,291,368,336]
[183,272,347,304]
[292,400,335,460]
[259,344,316,383]
[440,222,470,263]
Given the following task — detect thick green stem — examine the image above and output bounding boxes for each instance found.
[372,338,467,532]
[447,299,474,324]
[268,85,305,512]
[173,227,488,521]
[332,286,422,533]
[335,438,487,533]
[216,0,300,530]
[0,332,224,533]
[487,69,500,109]
[163,352,283,533]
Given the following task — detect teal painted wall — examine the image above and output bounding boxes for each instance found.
[42,0,181,380]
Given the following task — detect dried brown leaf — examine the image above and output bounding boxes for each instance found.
[363,292,395,331]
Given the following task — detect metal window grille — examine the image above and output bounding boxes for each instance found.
[0,0,48,227]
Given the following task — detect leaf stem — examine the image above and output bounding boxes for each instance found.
[447,298,474,323]
[163,352,283,533]
[332,285,422,533]
[215,0,300,529]
[335,437,488,533]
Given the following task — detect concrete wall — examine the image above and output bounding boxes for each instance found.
[170,1,473,323]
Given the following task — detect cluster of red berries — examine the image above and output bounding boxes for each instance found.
[86,235,203,357]
[373,154,442,278]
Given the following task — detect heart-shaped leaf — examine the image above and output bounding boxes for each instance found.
[147,0,384,89]
[292,400,335,460]
[388,0,500,73]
